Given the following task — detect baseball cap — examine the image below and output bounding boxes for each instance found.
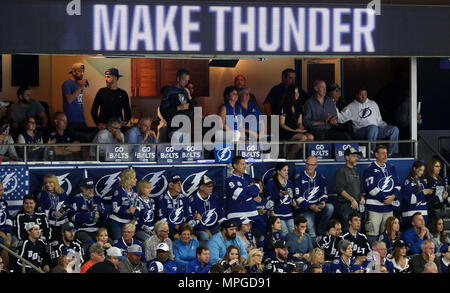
[128,244,144,256]
[89,243,105,255]
[169,174,182,184]
[274,240,289,249]
[238,87,251,95]
[328,83,341,92]
[220,219,237,230]
[106,247,126,260]
[240,217,253,225]
[105,68,123,77]
[61,222,76,231]
[440,243,449,254]
[0,101,10,107]
[61,247,76,256]
[25,222,38,231]
[156,243,170,252]
[148,260,164,273]
[344,147,362,156]
[392,239,407,249]
[199,175,215,186]
[80,178,95,189]
[69,63,85,74]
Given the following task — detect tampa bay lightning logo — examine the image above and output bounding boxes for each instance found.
[359,107,372,119]
[143,210,154,223]
[0,173,18,195]
[95,171,122,198]
[169,207,184,225]
[280,193,292,205]
[57,173,72,195]
[377,176,394,193]
[303,186,320,201]
[182,171,208,198]
[262,168,275,183]
[217,146,232,162]
[201,208,218,227]
[143,171,168,198]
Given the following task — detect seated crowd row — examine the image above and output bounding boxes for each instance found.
[0,149,448,273]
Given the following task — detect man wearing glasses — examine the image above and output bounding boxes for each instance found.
[91,118,125,159]
[294,155,334,238]
[144,220,175,263]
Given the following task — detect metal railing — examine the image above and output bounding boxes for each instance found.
[419,135,450,178]
[0,139,417,164]
[0,242,45,273]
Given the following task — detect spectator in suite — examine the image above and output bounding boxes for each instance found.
[0,119,18,161]
[338,86,399,155]
[401,212,432,256]
[159,69,195,143]
[173,224,199,272]
[410,239,442,273]
[424,158,450,220]
[279,85,314,159]
[328,83,348,111]
[238,87,264,141]
[388,239,412,273]
[9,86,48,131]
[401,161,433,225]
[264,68,308,116]
[16,116,45,161]
[91,118,125,159]
[333,147,364,232]
[303,80,351,141]
[234,74,257,104]
[125,117,157,144]
[186,246,212,273]
[218,86,243,143]
[47,112,81,160]
[62,63,90,142]
[91,68,131,130]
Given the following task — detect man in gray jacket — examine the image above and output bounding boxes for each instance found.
[118,244,148,273]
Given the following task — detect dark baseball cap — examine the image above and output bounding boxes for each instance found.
[61,222,75,231]
[105,68,123,77]
[328,83,341,92]
[344,147,362,156]
[274,240,289,249]
[392,239,407,249]
[169,174,182,184]
[199,175,215,186]
[440,243,449,254]
[220,219,237,229]
[80,178,94,189]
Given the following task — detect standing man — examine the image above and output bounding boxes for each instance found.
[338,86,400,155]
[264,68,308,116]
[333,147,365,232]
[62,63,90,141]
[362,144,401,242]
[294,155,334,238]
[303,80,351,141]
[91,68,131,130]
[159,69,195,143]
[225,156,262,225]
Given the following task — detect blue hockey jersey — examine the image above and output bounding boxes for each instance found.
[424,176,450,209]
[69,193,105,233]
[265,178,295,221]
[401,177,428,223]
[363,162,401,213]
[109,187,139,224]
[114,237,144,257]
[36,191,72,227]
[189,191,226,232]
[225,173,260,220]
[158,191,195,229]
[294,171,328,214]
[331,256,357,273]
[134,195,156,234]
[0,198,13,234]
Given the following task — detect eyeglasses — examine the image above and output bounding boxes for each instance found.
[160,230,169,233]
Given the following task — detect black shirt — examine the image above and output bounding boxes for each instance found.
[48,128,76,143]
[264,83,308,115]
[86,260,120,273]
[91,87,131,124]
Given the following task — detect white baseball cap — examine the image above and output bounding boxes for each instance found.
[156,243,170,252]
[107,247,126,260]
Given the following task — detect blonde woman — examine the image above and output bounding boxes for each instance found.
[95,227,112,250]
[37,174,70,241]
[108,169,139,241]
[303,248,330,273]
[134,180,156,243]
[245,248,264,273]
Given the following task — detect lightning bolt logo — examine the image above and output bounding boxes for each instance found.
[170,207,184,224]
[96,171,121,198]
[182,171,208,197]
[143,171,168,198]
[1,173,18,194]
[218,146,232,161]
[309,186,320,200]
[202,208,217,226]
[56,173,72,195]
[378,176,393,192]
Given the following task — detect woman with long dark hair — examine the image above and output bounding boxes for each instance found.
[388,240,412,273]
[401,161,433,225]
[279,85,314,159]
[377,216,401,255]
[265,163,296,236]
[424,158,450,219]
[218,86,243,143]
[430,217,450,256]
